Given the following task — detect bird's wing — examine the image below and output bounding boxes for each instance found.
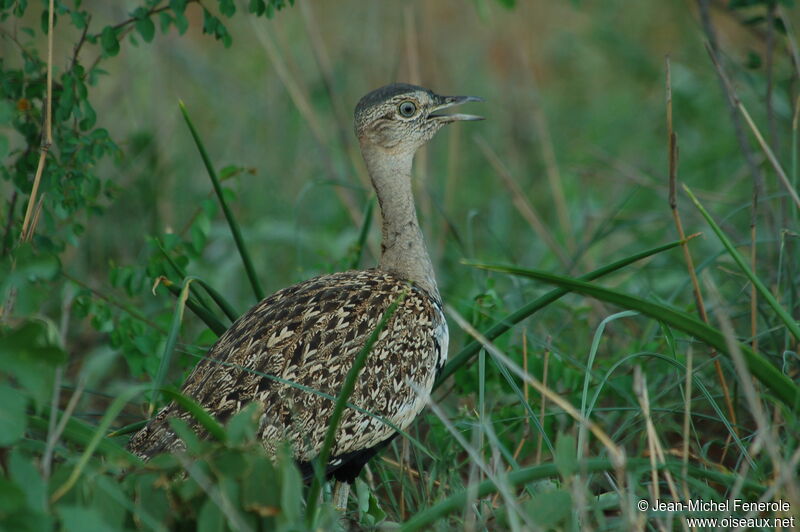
[127,269,446,463]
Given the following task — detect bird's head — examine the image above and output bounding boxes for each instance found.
[354,83,483,154]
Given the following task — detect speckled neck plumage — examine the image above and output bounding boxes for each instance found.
[360,145,440,302]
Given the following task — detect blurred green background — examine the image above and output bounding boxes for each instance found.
[74,0,794,363]
[58,0,789,329]
[2,0,799,529]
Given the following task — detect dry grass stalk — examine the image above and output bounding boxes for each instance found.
[519,50,575,255]
[20,0,54,241]
[249,18,361,226]
[633,366,687,532]
[665,57,738,445]
[446,305,626,469]
[535,336,550,465]
[474,135,570,267]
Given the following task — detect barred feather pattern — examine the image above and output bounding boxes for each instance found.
[127,269,448,469]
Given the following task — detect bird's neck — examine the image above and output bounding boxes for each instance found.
[360,144,440,301]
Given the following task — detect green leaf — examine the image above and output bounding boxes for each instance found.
[248,0,266,15]
[554,433,577,477]
[78,101,96,131]
[170,0,188,14]
[100,26,119,56]
[69,10,87,29]
[527,489,573,528]
[278,445,303,524]
[168,417,205,455]
[150,278,194,409]
[0,476,26,515]
[226,402,263,446]
[9,450,47,512]
[0,99,13,123]
[197,498,225,532]
[91,476,130,530]
[218,0,236,17]
[159,11,173,33]
[242,454,280,516]
[58,505,113,532]
[160,388,227,443]
[135,15,155,43]
[174,11,188,34]
[0,384,27,446]
[356,478,387,525]
[0,319,66,410]
[50,384,149,502]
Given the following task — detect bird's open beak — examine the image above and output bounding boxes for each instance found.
[429,95,484,123]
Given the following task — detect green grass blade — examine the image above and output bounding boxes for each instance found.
[105,419,147,437]
[577,310,638,460]
[162,280,227,336]
[349,197,374,270]
[684,185,800,342]
[437,238,689,386]
[156,239,238,323]
[488,349,554,455]
[155,238,217,314]
[399,458,766,531]
[151,278,195,413]
[179,100,265,300]
[29,411,140,462]
[159,388,227,443]
[306,289,407,523]
[191,277,240,323]
[50,384,149,503]
[467,262,800,409]
[586,351,751,466]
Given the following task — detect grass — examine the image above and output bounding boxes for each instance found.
[3,0,800,530]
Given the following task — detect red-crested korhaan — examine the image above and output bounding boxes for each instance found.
[128,83,483,507]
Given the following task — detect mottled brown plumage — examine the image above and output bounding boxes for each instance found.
[128,271,446,479]
[128,83,481,487]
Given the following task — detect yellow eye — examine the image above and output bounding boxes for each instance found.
[398,101,417,117]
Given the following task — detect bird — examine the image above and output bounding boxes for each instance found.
[127,83,483,508]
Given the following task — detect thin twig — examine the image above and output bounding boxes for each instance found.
[42,376,86,478]
[696,0,767,215]
[69,13,91,71]
[20,0,54,242]
[61,271,167,333]
[104,2,177,34]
